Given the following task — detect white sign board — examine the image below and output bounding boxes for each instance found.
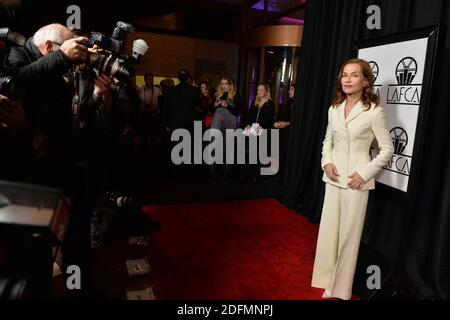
[358,37,429,192]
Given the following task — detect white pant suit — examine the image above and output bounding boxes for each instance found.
[311,101,394,300]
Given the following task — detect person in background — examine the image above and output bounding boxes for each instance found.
[197,80,214,129]
[138,72,162,153]
[209,75,241,184]
[274,83,295,183]
[163,69,200,133]
[158,78,175,118]
[242,83,275,184]
[163,69,200,178]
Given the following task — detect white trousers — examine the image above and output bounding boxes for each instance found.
[311,183,369,300]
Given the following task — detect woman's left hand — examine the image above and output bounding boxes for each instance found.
[221,100,228,107]
[348,172,365,190]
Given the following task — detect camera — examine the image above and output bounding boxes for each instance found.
[88,21,135,54]
[86,21,148,82]
[0,76,16,99]
[0,28,26,99]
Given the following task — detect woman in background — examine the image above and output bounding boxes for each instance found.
[208,75,240,184]
[242,83,275,184]
[274,83,295,184]
[197,80,214,129]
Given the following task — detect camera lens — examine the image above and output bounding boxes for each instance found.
[89,53,130,82]
[0,76,17,99]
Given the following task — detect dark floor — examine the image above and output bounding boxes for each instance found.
[124,146,280,205]
[53,142,281,299]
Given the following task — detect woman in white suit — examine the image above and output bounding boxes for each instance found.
[311,59,394,300]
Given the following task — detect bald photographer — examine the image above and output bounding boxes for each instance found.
[4,23,113,297]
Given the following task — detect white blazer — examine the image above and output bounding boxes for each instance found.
[321,100,394,190]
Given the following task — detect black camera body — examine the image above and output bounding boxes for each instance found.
[85,21,144,82]
[88,21,134,54]
[0,28,26,99]
[0,75,17,100]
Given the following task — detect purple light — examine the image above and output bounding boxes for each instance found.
[277,17,304,25]
[252,0,307,11]
[251,0,281,12]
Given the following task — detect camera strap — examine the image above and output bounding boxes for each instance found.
[71,71,86,130]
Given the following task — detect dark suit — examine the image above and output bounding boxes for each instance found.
[163,82,200,132]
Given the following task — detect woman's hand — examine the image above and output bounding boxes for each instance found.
[214,99,221,107]
[220,100,228,107]
[348,172,365,190]
[274,121,290,129]
[324,163,340,183]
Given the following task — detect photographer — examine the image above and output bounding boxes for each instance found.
[5,23,113,297]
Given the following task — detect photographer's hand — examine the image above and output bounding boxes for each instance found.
[93,74,113,112]
[60,37,89,62]
[94,74,113,97]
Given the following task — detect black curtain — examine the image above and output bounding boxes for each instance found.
[278,0,450,299]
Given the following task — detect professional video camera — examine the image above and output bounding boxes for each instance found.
[85,21,148,82]
[0,27,26,100]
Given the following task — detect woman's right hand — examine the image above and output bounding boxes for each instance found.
[324,163,340,182]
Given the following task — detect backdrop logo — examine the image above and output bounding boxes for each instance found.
[395,57,418,85]
[387,57,422,105]
[390,127,408,155]
[369,61,381,98]
[369,61,379,83]
[384,127,411,176]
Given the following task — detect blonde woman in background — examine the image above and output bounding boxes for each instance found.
[241,84,275,184]
[209,75,241,184]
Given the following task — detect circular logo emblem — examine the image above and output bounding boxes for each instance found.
[369,61,379,83]
[395,57,418,85]
[390,127,408,155]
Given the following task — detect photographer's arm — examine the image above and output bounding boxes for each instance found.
[7,48,71,81]
[7,37,88,84]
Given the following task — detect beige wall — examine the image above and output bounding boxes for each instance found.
[240,25,303,48]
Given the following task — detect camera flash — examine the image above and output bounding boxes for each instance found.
[132,39,148,56]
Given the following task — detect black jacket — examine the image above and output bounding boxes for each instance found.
[245,99,275,129]
[6,37,100,154]
[163,82,200,131]
[213,92,241,117]
[278,98,293,122]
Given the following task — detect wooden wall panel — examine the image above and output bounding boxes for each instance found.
[125,32,239,82]
[125,32,196,78]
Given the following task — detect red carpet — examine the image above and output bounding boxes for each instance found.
[143,199,325,300]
